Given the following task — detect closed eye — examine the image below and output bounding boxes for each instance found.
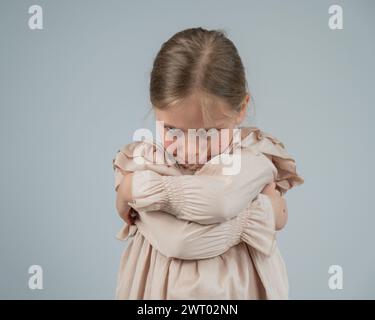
[164,125,226,132]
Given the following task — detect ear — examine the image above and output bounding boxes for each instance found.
[235,93,250,125]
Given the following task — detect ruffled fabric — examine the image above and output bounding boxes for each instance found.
[112,139,182,192]
[236,127,304,195]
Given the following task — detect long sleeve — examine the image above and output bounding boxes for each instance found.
[127,148,277,224]
[117,193,277,260]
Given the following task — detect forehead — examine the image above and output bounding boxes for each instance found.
[154,94,231,130]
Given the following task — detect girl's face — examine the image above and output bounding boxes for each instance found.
[154,94,249,168]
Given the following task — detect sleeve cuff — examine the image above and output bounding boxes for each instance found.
[226,194,277,256]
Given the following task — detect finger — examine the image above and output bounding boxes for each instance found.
[125,216,133,225]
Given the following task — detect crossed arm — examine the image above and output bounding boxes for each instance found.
[114,149,288,259]
[118,191,278,259]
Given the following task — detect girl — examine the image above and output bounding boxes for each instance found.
[113,27,304,299]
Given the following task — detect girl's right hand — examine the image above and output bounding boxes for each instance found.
[261,182,288,230]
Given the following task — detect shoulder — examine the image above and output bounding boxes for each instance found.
[116,139,156,160]
[112,140,156,172]
[239,126,285,151]
[239,126,304,194]
[113,139,182,176]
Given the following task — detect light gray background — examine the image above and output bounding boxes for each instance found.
[0,0,374,299]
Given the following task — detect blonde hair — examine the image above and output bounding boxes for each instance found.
[149,27,250,127]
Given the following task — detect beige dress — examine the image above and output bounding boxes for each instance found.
[112,126,304,300]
